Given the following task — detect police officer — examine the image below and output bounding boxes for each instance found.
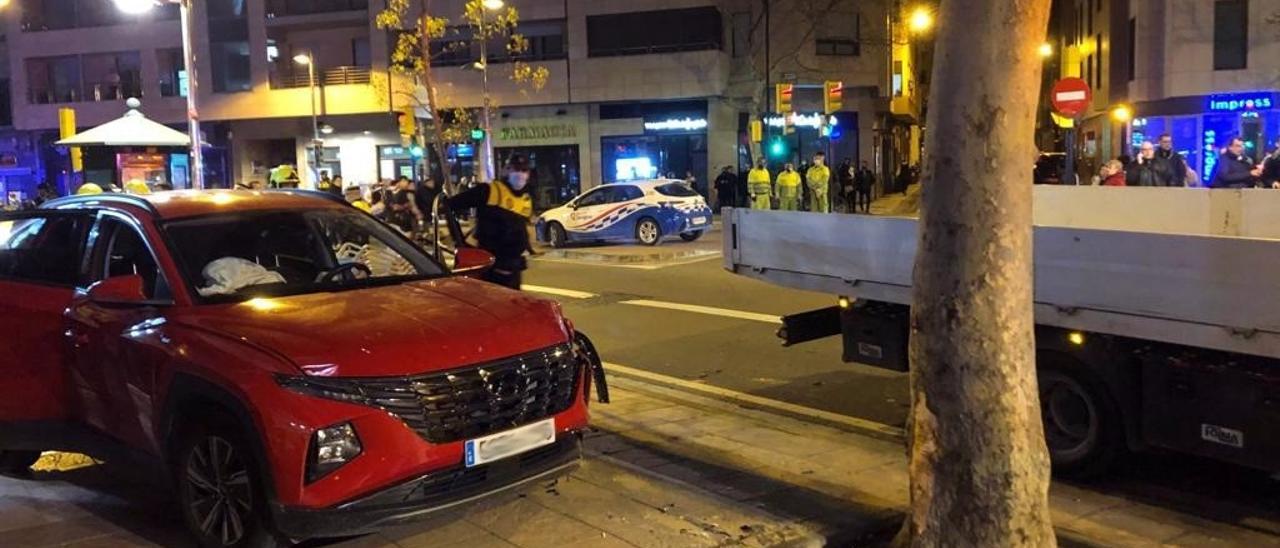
[775,163,801,211]
[747,158,773,210]
[447,155,534,289]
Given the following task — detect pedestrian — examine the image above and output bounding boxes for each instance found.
[805,152,831,213]
[837,158,855,212]
[329,175,346,196]
[895,162,911,195]
[1210,137,1262,189]
[776,163,801,211]
[713,165,737,211]
[1152,134,1190,187]
[416,177,440,218]
[1126,141,1159,187]
[1099,160,1126,186]
[386,176,423,234]
[1261,136,1280,189]
[684,169,699,194]
[747,158,773,210]
[854,161,875,213]
[446,155,534,290]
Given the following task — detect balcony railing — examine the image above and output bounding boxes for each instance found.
[28,80,144,105]
[266,0,368,18]
[270,66,372,89]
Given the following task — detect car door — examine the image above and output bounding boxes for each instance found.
[65,212,175,451]
[0,210,94,424]
[565,187,618,238]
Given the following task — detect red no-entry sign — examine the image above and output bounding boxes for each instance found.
[1050,78,1093,118]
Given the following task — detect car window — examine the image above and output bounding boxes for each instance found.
[163,209,444,302]
[0,213,92,286]
[655,183,699,197]
[93,217,171,301]
[618,186,644,201]
[576,188,609,207]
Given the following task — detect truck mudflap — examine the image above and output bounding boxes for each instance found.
[574,331,610,404]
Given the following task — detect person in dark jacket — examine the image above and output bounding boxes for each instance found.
[1126,141,1159,187]
[1261,136,1280,189]
[853,161,875,213]
[446,155,533,289]
[713,166,738,211]
[1152,134,1189,187]
[836,158,855,212]
[1211,137,1262,189]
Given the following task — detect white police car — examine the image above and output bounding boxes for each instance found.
[536,179,713,247]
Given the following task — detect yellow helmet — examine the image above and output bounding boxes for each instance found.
[75,182,104,195]
[123,180,152,195]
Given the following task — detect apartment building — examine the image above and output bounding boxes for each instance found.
[4,0,918,207]
[1056,0,1280,183]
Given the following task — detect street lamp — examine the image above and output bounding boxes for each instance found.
[1111,105,1133,123]
[114,0,204,190]
[481,0,504,9]
[1038,43,1054,58]
[294,52,322,184]
[908,7,933,33]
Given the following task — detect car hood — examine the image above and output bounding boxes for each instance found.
[171,277,571,378]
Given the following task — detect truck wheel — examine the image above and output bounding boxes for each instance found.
[175,419,281,548]
[636,218,662,246]
[548,222,568,248]
[679,230,703,242]
[0,450,41,477]
[1038,358,1124,479]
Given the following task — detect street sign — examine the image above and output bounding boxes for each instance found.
[1050,77,1092,118]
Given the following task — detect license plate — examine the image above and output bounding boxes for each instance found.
[464,418,556,467]
[691,217,707,225]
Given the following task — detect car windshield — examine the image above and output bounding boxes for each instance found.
[654,183,699,197]
[163,209,444,302]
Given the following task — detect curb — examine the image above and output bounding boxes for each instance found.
[537,247,721,264]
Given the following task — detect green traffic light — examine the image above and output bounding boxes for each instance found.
[769,139,787,157]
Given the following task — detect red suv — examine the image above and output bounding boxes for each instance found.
[0,191,602,546]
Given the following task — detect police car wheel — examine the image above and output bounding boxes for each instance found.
[547,223,568,248]
[679,231,703,242]
[636,218,662,246]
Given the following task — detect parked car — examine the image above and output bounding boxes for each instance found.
[536,179,714,247]
[0,190,603,547]
[1034,152,1080,185]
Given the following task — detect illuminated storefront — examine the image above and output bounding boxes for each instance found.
[1131,91,1280,185]
[600,101,710,196]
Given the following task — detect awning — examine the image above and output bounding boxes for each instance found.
[56,98,190,147]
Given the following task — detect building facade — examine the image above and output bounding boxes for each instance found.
[1055,0,1280,184]
[4,0,923,206]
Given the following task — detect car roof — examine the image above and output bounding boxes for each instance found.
[41,189,349,220]
[603,179,687,189]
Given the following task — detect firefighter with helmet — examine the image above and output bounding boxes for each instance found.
[446,155,534,289]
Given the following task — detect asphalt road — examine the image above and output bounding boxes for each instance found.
[526,240,913,428]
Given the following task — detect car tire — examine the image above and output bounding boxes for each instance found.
[0,450,41,477]
[1037,356,1125,479]
[547,222,568,248]
[679,230,703,242]
[636,217,662,246]
[175,417,282,548]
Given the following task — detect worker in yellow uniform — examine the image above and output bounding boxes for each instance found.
[775,163,801,211]
[806,152,831,213]
[344,186,372,213]
[747,158,773,210]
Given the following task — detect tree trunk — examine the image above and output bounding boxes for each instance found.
[901,0,1054,546]
[419,0,454,191]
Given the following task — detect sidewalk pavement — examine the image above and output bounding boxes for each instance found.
[866,184,921,217]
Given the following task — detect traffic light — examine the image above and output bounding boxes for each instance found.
[775,83,793,113]
[823,80,843,114]
[470,128,486,141]
[768,136,788,159]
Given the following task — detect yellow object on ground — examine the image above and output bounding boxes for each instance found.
[75,182,104,195]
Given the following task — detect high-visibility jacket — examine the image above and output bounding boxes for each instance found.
[806,165,831,192]
[747,168,772,196]
[775,171,801,196]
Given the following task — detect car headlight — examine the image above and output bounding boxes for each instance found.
[307,422,362,483]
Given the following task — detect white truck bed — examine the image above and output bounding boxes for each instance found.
[723,187,1280,359]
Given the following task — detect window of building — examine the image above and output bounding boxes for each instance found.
[816,39,860,56]
[265,0,369,18]
[353,37,371,67]
[27,56,82,104]
[158,48,187,97]
[81,52,142,102]
[0,79,11,126]
[731,11,751,58]
[1086,2,1093,35]
[1213,0,1247,70]
[1127,17,1136,81]
[587,7,722,57]
[1094,34,1102,89]
[22,0,177,31]
[208,0,252,92]
[429,20,566,67]
[1086,55,1093,89]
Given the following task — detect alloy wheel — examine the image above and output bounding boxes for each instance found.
[185,436,253,546]
[637,220,659,244]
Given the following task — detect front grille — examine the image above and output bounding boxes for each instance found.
[351,344,579,444]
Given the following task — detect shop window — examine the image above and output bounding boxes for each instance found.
[587,7,722,57]
[1213,0,1247,70]
[816,39,859,57]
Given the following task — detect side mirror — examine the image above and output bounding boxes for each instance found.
[452,247,496,277]
[87,275,148,305]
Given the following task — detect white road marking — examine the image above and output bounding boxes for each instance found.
[522,285,598,299]
[620,299,781,324]
[605,362,904,439]
[531,252,722,270]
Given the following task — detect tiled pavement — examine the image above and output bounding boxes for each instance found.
[2,376,1278,547]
